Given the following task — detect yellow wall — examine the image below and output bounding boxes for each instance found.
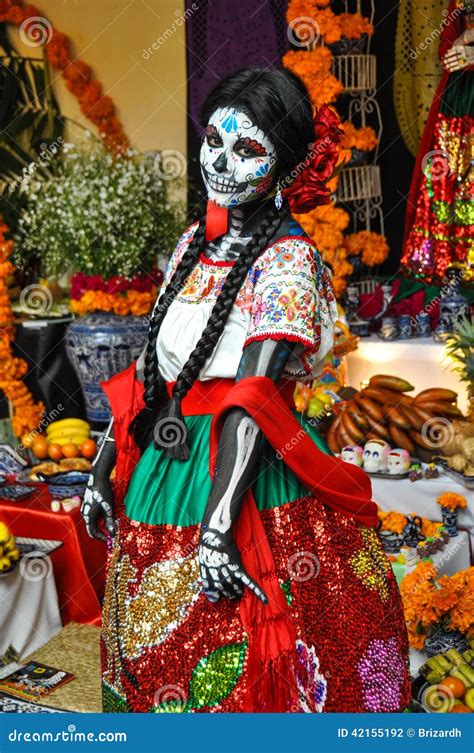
[9,0,188,156]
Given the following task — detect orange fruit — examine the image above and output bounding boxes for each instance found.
[439,676,466,699]
[32,436,49,459]
[21,432,35,449]
[81,438,97,459]
[449,704,471,713]
[62,442,80,458]
[48,443,63,461]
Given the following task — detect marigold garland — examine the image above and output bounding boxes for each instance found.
[284,0,389,298]
[341,122,378,151]
[0,0,129,152]
[0,218,45,437]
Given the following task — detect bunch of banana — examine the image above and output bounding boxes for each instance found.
[0,522,20,573]
[46,418,91,447]
[327,374,461,455]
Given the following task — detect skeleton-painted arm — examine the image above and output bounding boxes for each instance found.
[81,419,116,541]
[199,339,299,603]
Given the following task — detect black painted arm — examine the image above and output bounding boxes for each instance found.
[199,339,298,603]
[81,420,117,541]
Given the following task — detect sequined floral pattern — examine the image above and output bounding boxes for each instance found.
[358,637,407,712]
[295,640,327,713]
[349,527,392,601]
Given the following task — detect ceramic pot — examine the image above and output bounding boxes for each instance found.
[424,627,469,657]
[66,313,148,425]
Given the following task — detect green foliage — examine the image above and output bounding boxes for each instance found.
[14,135,185,278]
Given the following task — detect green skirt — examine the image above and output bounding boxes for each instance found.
[124,411,330,526]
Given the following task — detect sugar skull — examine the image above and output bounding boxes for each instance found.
[387,448,411,475]
[200,107,277,208]
[341,445,364,466]
[362,440,391,473]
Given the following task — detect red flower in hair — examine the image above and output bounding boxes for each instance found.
[283,105,342,214]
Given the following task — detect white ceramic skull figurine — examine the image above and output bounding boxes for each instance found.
[362,440,391,473]
[340,445,364,466]
[387,448,411,475]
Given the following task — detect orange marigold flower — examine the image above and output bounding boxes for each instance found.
[437,492,467,511]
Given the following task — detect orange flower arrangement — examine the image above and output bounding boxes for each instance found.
[0,217,45,437]
[338,12,374,39]
[378,510,407,534]
[282,48,344,108]
[344,231,390,267]
[341,122,378,151]
[284,2,391,297]
[0,0,129,153]
[70,289,157,318]
[437,492,467,512]
[400,562,474,649]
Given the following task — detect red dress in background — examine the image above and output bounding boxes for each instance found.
[402,0,473,283]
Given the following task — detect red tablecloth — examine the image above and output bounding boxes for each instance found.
[0,483,107,626]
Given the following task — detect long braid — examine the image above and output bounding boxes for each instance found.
[154,203,284,460]
[130,215,207,452]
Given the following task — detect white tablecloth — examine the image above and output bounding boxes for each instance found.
[0,555,62,659]
[346,335,468,414]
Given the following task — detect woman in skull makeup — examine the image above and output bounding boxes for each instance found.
[83,67,410,713]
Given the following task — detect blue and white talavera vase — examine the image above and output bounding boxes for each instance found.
[66,313,148,425]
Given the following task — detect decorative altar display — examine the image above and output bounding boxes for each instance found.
[0,0,471,719]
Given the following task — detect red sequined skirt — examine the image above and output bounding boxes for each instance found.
[101,416,411,713]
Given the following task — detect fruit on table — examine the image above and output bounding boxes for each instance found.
[464,688,474,711]
[326,374,462,455]
[46,418,90,447]
[31,436,49,459]
[0,523,20,572]
[48,443,63,461]
[81,438,97,459]
[61,442,80,459]
[438,675,466,699]
[449,704,471,712]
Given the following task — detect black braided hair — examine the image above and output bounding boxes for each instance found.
[131,66,316,456]
[153,203,283,459]
[130,215,206,451]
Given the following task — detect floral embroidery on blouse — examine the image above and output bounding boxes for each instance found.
[160,224,338,377]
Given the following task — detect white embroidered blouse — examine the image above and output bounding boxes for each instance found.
[156,222,338,382]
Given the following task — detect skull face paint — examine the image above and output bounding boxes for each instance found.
[200,107,277,207]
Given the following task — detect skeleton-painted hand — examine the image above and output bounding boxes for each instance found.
[81,476,115,542]
[443,43,474,71]
[198,528,267,604]
[80,419,116,542]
